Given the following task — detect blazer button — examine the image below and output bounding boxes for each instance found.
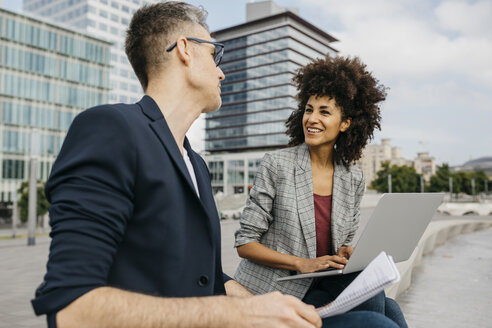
[198,275,209,287]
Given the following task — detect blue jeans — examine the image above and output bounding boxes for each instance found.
[322,311,399,328]
[302,272,407,328]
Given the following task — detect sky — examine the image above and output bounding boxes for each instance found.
[3,0,492,166]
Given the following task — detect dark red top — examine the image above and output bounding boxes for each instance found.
[314,194,332,257]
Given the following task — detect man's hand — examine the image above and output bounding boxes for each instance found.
[239,291,322,328]
[225,280,253,297]
[337,246,354,260]
[295,255,347,273]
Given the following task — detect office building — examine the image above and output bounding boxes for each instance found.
[204,0,338,194]
[0,7,111,203]
[23,0,157,104]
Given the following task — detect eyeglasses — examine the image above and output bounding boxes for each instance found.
[166,37,225,66]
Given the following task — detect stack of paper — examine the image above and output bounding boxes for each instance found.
[317,251,400,318]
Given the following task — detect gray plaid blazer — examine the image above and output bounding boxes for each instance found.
[234,143,365,299]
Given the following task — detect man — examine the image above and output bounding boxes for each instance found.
[31,2,322,327]
[32,2,398,328]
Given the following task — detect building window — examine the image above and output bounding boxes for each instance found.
[227,160,244,193]
[130,84,141,93]
[208,161,224,184]
[2,159,25,180]
[120,68,129,77]
[248,159,262,185]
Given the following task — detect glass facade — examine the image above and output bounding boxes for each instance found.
[248,158,263,185]
[205,23,337,152]
[24,0,158,105]
[0,8,110,201]
[208,161,224,189]
[227,160,245,194]
[204,11,338,195]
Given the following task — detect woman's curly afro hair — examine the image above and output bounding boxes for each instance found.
[285,54,387,167]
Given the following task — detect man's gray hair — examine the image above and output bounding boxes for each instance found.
[125,1,209,91]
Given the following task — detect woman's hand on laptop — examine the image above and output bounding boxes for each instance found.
[295,255,347,273]
[337,246,354,260]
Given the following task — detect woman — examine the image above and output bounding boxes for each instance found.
[234,55,407,327]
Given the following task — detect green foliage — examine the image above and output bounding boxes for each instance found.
[372,161,490,196]
[429,164,452,192]
[452,171,467,195]
[370,162,421,193]
[468,170,488,194]
[17,181,50,223]
[429,164,489,196]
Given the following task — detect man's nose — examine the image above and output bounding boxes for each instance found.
[217,66,225,80]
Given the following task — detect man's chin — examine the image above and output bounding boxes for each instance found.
[202,100,222,113]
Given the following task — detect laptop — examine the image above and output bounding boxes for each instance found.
[277,193,444,281]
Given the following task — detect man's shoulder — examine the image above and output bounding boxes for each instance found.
[81,102,141,119]
[72,102,144,130]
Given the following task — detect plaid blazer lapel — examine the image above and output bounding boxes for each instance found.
[294,144,317,259]
[331,162,352,251]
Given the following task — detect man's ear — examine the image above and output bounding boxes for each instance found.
[175,37,192,66]
[340,117,352,132]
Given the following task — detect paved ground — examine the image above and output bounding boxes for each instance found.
[1,212,490,327]
[397,227,492,328]
[0,236,50,327]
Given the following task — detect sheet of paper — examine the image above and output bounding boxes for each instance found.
[317,251,400,318]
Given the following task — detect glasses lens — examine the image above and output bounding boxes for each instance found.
[214,45,224,66]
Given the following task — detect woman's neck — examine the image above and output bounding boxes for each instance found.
[308,144,335,169]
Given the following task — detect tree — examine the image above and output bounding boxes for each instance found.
[370,161,391,192]
[452,170,468,195]
[370,162,421,193]
[17,181,50,224]
[468,170,488,194]
[429,166,489,196]
[429,164,452,192]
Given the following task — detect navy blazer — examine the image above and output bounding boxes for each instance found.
[32,96,229,324]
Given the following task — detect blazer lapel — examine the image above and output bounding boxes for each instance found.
[185,140,221,240]
[138,96,197,197]
[138,96,217,245]
[294,144,317,259]
[331,162,351,251]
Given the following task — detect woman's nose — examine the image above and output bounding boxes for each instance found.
[307,112,319,123]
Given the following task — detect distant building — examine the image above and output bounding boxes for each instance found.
[0,7,111,202]
[358,139,436,187]
[413,152,436,182]
[23,0,157,104]
[358,139,410,186]
[204,0,338,194]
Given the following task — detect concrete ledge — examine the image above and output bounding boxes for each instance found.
[385,219,492,299]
